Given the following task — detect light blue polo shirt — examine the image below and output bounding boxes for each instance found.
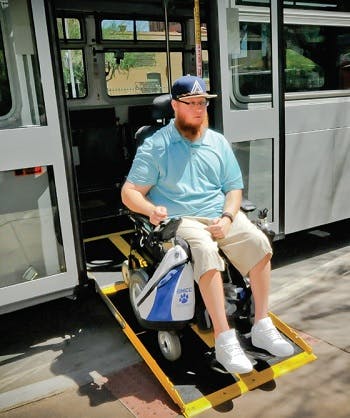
[127,120,243,218]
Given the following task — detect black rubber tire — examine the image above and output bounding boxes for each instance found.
[129,270,148,322]
[157,330,182,361]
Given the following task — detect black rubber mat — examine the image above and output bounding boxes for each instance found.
[108,288,301,405]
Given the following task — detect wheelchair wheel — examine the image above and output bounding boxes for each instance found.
[158,330,182,361]
[129,270,148,322]
[121,260,130,285]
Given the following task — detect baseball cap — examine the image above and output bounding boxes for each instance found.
[171,75,217,100]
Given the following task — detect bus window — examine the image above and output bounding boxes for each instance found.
[136,21,182,41]
[230,17,350,103]
[56,17,82,40]
[201,23,208,42]
[101,19,134,40]
[236,1,343,9]
[285,25,350,92]
[101,19,182,41]
[57,16,86,99]
[0,166,66,288]
[202,49,209,80]
[227,2,272,106]
[237,1,270,4]
[0,22,12,117]
[105,51,183,96]
[60,49,87,99]
[0,0,46,128]
[234,22,272,98]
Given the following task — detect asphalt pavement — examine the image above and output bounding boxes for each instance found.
[0,220,349,418]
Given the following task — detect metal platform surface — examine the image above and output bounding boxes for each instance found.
[98,281,316,417]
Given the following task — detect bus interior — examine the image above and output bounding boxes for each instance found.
[53,0,215,271]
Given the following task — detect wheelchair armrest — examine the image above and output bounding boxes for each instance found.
[129,212,182,241]
[240,198,256,213]
[153,217,182,241]
[129,212,154,234]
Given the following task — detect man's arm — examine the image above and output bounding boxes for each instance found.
[121,181,167,225]
[205,189,242,239]
[222,189,242,220]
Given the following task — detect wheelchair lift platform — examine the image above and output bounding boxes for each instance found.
[95,277,317,417]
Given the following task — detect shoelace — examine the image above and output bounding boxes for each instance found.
[261,326,283,342]
[219,341,245,356]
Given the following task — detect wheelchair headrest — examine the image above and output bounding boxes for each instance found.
[151,94,174,120]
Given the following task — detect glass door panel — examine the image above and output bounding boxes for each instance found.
[0,0,79,313]
[0,167,66,288]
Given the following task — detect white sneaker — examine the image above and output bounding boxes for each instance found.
[215,329,253,374]
[251,317,294,357]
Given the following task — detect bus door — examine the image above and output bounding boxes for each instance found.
[215,0,283,235]
[0,0,81,314]
[51,1,209,272]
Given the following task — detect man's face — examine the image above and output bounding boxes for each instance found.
[172,97,209,137]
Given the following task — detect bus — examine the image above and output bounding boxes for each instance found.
[1,0,349,314]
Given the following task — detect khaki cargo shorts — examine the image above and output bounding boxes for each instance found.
[177,211,273,283]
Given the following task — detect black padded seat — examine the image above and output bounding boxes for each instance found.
[134,94,174,146]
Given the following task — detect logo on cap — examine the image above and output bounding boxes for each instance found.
[191,79,205,94]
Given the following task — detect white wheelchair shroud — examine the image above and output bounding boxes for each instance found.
[136,243,195,323]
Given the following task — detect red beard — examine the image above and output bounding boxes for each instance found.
[176,118,202,139]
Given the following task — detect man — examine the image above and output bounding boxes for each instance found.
[121,75,293,374]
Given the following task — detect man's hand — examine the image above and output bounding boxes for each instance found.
[149,206,168,226]
[205,217,232,239]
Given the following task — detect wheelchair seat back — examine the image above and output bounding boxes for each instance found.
[134,94,173,146]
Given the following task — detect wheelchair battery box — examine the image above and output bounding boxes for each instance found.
[136,245,195,328]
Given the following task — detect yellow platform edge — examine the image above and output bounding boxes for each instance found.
[97,282,317,418]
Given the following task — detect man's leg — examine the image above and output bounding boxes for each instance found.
[249,255,294,356]
[198,269,229,338]
[218,212,294,357]
[199,269,253,374]
[249,254,271,323]
[177,217,253,373]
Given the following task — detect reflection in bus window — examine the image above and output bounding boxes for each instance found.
[285,25,350,91]
[101,20,133,40]
[105,51,183,96]
[101,19,182,41]
[0,166,66,288]
[234,22,272,98]
[237,0,270,5]
[231,20,350,103]
[136,21,182,41]
[229,17,272,105]
[60,49,87,99]
[0,21,12,116]
[201,23,208,42]
[56,17,82,40]
[0,0,46,128]
[202,49,209,79]
[236,1,345,10]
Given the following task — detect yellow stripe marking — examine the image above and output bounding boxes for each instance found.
[83,230,134,243]
[108,234,131,257]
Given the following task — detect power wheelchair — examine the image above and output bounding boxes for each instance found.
[121,95,275,363]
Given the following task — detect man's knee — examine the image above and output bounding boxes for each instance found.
[191,246,225,284]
